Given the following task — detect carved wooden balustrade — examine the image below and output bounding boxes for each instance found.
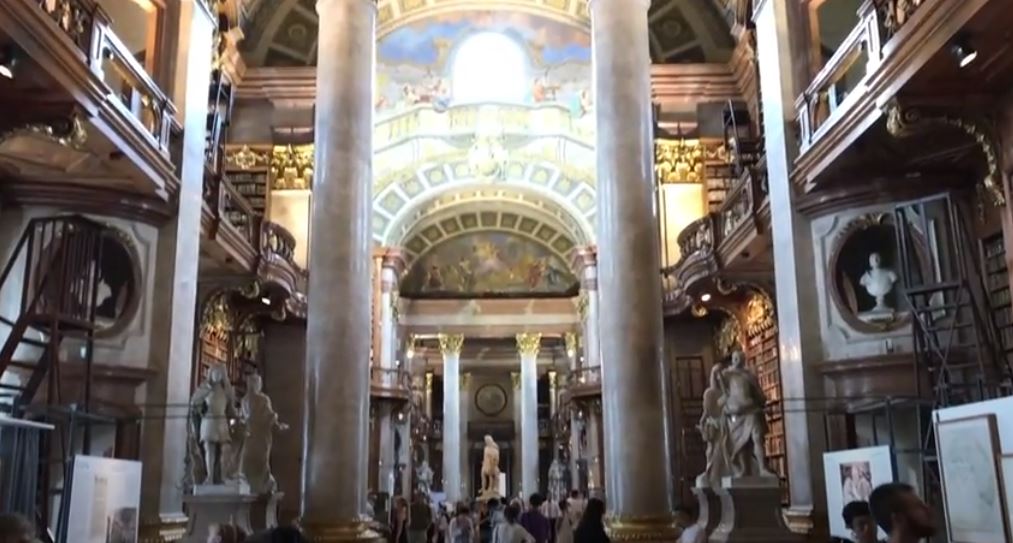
[660,164,770,314]
[796,0,882,152]
[369,367,412,402]
[568,366,602,400]
[258,221,307,301]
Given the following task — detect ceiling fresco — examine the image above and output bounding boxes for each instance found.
[400,231,580,298]
[240,0,734,67]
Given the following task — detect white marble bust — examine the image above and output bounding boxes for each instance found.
[859,252,898,317]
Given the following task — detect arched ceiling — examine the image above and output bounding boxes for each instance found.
[240,0,734,67]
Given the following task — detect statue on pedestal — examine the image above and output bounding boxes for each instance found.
[416,459,434,497]
[721,351,775,478]
[240,373,288,494]
[859,252,899,321]
[547,457,566,501]
[189,363,239,486]
[480,435,501,498]
[696,351,774,486]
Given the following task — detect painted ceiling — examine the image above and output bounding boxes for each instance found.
[240,0,735,67]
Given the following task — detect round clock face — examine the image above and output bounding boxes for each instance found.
[475,384,508,417]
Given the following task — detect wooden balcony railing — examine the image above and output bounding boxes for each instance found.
[34,0,176,157]
[796,0,881,152]
[219,178,260,247]
[370,367,411,401]
[568,366,602,399]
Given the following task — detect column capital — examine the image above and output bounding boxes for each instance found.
[564,332,578,358]
[516,333,542,357]
[438,333,464,356]
[570,245,597,272]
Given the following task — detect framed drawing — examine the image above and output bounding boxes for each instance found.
[1001,454,1013,540]
[823,446,894,540]
[936,414,1010,543]
[64,455,142,543]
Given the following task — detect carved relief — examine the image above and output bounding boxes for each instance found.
[715,315,742,358]
[226,145,270,170]
[655,139,728,185]
[743,290,775,336]
[270,144,314,190]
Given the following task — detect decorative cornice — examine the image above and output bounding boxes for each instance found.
[0,181,172,225]
[516,333,542,357]
[438,333,464,356]
[885,102,1004,207]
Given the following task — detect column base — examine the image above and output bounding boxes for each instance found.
[709,478,804,543]
[692,486,721,540]
[607,515,681,543]
[303,518,385,543]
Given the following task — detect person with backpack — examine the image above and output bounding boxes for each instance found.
[449,504,476,543]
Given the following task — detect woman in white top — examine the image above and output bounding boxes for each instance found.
[555,500,574,543]
[492,504,535,543]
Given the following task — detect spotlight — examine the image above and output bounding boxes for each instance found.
[700,293,712,302]
[261,296,271,305]
[0,45,18,79]
[950,34,978,68]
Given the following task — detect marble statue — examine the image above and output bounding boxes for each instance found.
[721,351,775,478]
[547,457,567,501]
[696,357,729,487]
[190,363,239,486]
[859,252,898,318]
[480,435,501,497]
[239,373,288,494]
[416,459,434,497]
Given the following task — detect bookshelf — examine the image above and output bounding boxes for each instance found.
[981,233,1013,366]
[223,145,271,223]
[746,317,788,504]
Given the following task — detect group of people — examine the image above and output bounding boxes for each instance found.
[389,490,608,543]
[834,482,938,543]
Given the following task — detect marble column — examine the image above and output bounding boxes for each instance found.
[302,0,377,540]
[425,371,434,420]
[137,1,214,539]
[574,248,600,369]
[439,334,464,502]
[511,371,522,496]
[377,405,396,495]
[516,333,541,497]
[459,372,472,497]
[754,0,826,531]
[590,0,678,538]
[587,402,604,499]
[378,249,405,372]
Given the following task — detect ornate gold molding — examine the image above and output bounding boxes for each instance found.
[886,103,1004,207]
[303,517,384,542]
[226,144,270,170]
[744,290,776,336]
[655,138,709,185]
[516,333,542,357]
[564,332,578,358]
[271,144,314,190]
[606,515,682,542]
[511,371,520,390]
[438,333,464,356]
[460,372,471,389]
[715,315,742,358]
[425,371,433,392]
[0,112,88,150]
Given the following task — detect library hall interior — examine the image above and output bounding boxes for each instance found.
[2,0,1013,542]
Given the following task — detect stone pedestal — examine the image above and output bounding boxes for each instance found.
[692,486,722,540]
[183,491,283,542]
[708,478,803,543]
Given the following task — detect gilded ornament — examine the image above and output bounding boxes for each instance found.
[576,292,589,321]
[438,333,464,355]
[564,332,578,358]
[876,0,926,37]
[201,291,234,337]
[744,291,776,336]
[606,515,682,542]
[715,316,742,358]
[510,372,520,390]
[0,113,88,150]
[460,373,471,389]
[226,145,269,170]
[516,333,542,357]
[271,144,314,190]
[691,303,708,317]
[654,138,707,185]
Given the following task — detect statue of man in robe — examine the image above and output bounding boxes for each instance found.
[480,435,501,497]
[720,351,775,478]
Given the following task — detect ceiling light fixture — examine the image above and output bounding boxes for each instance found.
[0,45,18,79]
[260,296,271,305]
[700,293,712,302]
[950,34,978,68]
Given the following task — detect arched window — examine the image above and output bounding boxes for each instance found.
[451,32,528,103]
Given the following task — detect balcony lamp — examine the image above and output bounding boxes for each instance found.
[950,34,978,68]
[0,45,18,79]
[700,293,712,303]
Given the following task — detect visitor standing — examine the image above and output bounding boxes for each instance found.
[449,505,476,543]
[841,500,883,543]
[392,497,410,543]
[573,498,608,543]
[566,491,585,527]
[868,483,936,543]
[555,500,574,543]
[519,494,552,543]
[492,505,535,543]
[409,492,434,543]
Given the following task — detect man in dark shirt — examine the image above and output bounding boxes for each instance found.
[408,491,433,543]
[519,493,552,543]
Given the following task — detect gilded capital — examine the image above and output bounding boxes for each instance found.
[511,372,520,390]
[564,332,578,357]
[548,370,558,389]
[438,333,464,356]
[516,333,542,357]
[425,372,433,391]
